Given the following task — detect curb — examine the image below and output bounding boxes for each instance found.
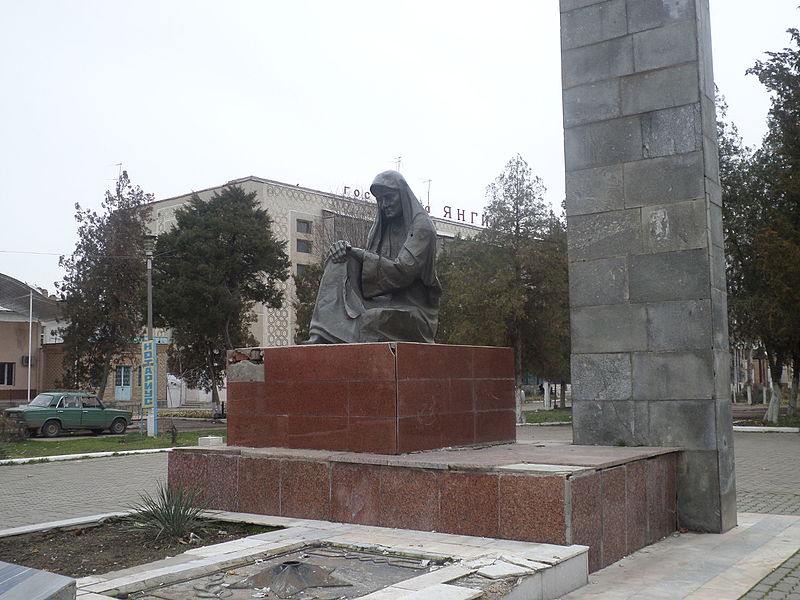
[0,447,174,466]
[518,422,573,427]
[733,426,799,433]
[0,512,130,540]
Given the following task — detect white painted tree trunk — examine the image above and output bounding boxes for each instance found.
[746,346,754,405]
[764,382,781,424]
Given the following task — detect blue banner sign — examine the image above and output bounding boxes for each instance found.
[141,340,157,409]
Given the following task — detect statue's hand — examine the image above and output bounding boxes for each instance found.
[328,240,351,263]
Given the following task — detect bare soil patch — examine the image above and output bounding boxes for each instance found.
[0,518,276,579]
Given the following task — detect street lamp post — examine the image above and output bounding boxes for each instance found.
[143,234,157,437]
[144,235,155,340]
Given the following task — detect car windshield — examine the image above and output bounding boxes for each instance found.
[29,394,56,407]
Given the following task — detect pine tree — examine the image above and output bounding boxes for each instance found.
[437,155,570,387]
[57,172,151,401]
[153,186,290,407]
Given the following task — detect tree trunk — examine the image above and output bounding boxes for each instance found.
[789,353,799,417]
[559,380,566,409]
[746,346,754,405]
[764,357,783,424]
[515,387,525,424]
[206,348,222,416]
[96,361,111,403]
[514,327,523,389]
[223,317,234,351]
[513,329,524,422]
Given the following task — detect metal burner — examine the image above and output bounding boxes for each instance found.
[230,559,353,598]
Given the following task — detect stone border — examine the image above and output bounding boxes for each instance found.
[0,512,130,540]
[733,426,800,433]
[0,447,173,466]
[2,511,587,600]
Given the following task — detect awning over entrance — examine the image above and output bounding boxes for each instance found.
[0,273,61,321]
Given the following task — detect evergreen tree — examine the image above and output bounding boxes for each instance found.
[57,172,152,401]
[291,193,375,343]
[153,186,290,406]
[292,262,324,344]
[745,31,800,419]
[437,155,570,386]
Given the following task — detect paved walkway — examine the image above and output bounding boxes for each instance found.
[518,425,800,599]
[739,550,800,600]
[732,432,800,516]
[1,426,798,599]
[516,425,800,516]
[562,512,800,600]
[0,453,166,529]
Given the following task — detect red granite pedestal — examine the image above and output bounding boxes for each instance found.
[227,343,517,454]
[170,343,679,573]
[169,442,678,573]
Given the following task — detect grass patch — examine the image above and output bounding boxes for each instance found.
[0,428,226,460]
[736,414,800,428]
[524,409,572,424]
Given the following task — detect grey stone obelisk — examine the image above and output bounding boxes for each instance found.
[560,0,736,532]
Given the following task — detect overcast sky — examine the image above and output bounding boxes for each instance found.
[1,1,797,293]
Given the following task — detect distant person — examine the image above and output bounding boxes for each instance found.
[306,170,441,343]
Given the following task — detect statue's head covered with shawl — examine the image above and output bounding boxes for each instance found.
[306,170,442,344]
[368,170,442,305]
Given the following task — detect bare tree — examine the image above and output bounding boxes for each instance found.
[292,193,377,343]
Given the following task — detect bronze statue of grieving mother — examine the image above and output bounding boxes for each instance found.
[306,170,442,344]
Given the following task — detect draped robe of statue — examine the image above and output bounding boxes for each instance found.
[307,171,441,343]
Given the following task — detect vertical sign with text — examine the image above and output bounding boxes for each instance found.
[141,340,157,409]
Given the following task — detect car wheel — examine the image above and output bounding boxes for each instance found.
[110,418,127,435]
[41,420,61,438]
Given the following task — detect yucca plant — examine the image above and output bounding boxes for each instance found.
[126,482,207,542]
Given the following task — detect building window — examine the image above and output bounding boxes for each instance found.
[296,239,312,254]
[115,365,132,387]
[297,219,312,234]
[296,264,308,277]
[0,362,14,386]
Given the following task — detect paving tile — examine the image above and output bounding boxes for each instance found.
[399,583,483,599]
[392,565,474,590]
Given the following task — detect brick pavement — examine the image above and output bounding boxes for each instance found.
[734,432,800,516]
[1,426,798,599]
[517,426,800,516]
[0,453,167,530]
[739,550,800,600]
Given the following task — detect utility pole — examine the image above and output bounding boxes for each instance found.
[422,179,432,207]
[143,235,158,437]
[27,290,32,403]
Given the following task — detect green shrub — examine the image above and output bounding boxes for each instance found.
[126,482,206,542]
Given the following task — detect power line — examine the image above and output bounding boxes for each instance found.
[0,250,63,256]
[0,249,174,260]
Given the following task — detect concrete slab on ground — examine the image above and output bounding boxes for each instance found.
[560,513,800,600]
[56,512,587,600]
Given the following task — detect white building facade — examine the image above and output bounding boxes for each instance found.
[148,176,482,347]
